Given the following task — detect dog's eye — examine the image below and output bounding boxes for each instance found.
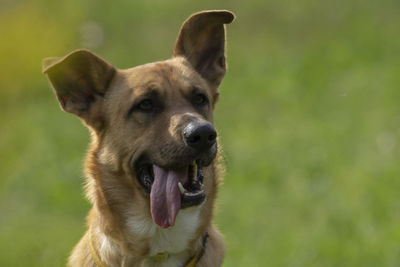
[137,99,154,112]
[193,93,208,106]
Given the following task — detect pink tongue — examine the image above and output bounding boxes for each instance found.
[150,165,186,228]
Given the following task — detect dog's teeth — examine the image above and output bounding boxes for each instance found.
[198,168,203,183]
[193,164,198,181]
[178,182,185,194]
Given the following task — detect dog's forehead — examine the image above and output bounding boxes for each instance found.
[114,58,208,96]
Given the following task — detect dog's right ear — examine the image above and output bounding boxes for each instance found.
[43,49,116,129]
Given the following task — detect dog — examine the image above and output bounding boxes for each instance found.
[43,10,234,267]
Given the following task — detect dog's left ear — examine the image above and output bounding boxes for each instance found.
[174,10,235,89]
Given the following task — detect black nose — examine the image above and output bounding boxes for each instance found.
[183,121,217,151]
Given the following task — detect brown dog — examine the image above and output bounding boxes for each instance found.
[43,10,234,267]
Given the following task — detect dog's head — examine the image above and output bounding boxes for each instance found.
[43,10,234,229]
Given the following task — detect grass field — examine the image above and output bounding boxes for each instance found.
[1,0,400,266]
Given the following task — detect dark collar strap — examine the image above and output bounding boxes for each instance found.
[183,232,209,267]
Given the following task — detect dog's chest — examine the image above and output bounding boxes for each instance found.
[127,208,201,256]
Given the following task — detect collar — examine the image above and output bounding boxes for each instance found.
[183,232,209,267]
[88,228,108,267]
[88,229,209,267]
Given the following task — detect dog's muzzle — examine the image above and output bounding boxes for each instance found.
[133,120,217,229]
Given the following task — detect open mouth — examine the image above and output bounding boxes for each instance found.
[135,159,205,228]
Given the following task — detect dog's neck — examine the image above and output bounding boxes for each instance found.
[84,150,218,266]
[88,211,208,267]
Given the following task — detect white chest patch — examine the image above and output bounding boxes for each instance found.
[149,208,201,255]
[126,207,201,256]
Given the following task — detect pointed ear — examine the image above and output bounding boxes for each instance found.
[43,49,116,128]
[173,10,235,89]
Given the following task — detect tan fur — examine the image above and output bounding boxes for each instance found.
[43,10,234,267]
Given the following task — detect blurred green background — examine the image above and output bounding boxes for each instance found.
[1,0,400,266]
